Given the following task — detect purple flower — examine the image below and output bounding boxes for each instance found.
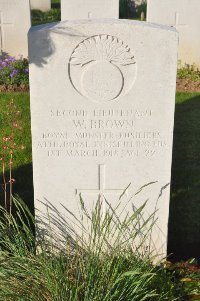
[10,69,18,77]
[0,56,16,68]
[1,61,7,67]
[8,57,16,62]
[24,68,29,73]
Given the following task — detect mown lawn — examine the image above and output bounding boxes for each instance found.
[0,92,32,168]
[0,92,200,261]
[0,92,33,212]
[169,92,200,261]
[51,0,60,4]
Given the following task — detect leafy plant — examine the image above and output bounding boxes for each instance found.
[135,1,147,20]
[0,195,179,301]
[0,56,29,86]
[119,0,135,19]
[31,8,61,26]
[119,0,147,20]
[51,0,60,9]
[165,259,200,300]
[177,63,200,81]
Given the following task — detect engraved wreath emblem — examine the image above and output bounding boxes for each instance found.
[69,35,137,103]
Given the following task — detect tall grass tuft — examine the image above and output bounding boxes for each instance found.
[0,196,178,301]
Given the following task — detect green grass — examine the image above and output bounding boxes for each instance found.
[0,198,179,301]
[0,92,32,168]
[0,92,200,261]
[51,0,60,3]
[0,92,33,211]
[168,92,200,261]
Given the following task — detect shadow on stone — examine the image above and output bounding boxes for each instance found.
[29,22,88,67]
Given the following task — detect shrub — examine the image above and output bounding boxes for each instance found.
[0,193,180,301]
[166,259,200,299]
[120,0,138,19]
[119,0,147,20]
[0,196,179,301]
[0,56,29,86]
[136,1,147,20]
[31,8,61,26]
[177,63,200,81]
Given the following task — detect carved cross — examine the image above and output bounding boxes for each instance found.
[173,12,187,30]
[88,12,92,19]
[76,164,128,210]
[0,12,13,53]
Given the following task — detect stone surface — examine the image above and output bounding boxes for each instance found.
[29,19,178,257]
[61,0,119,20]
[0,0,31,57]
[147,0,200,68]
[30,0,51,12]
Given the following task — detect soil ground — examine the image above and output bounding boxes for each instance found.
[1,80,200,93]
[176,78,200,92]
[0,84,29,92]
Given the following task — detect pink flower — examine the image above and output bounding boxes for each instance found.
[3,136,12,142]
[9,179,15,184]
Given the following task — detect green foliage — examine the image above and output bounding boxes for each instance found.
[136,1,147,20]
[51,0,60,9]
[119,0,147,20]
[31,8,61,26]
[0,56,29,86]
[0,197,179,301]
[0,198,34,255]
[0,93,31,171]
[119,0,130,18]
[166,259,200,300]
[169,93,200,260]
[177,64,200,81]
[0,98,26,212]
[51,0,60,4]
[33,0,146,22]
[0,93,32,211]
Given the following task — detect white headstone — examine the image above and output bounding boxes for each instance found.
[61,0,119,20]
[0,0,31,58]
[147,0,200,68]
[30,0,51,12]
[29,20,178,257]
